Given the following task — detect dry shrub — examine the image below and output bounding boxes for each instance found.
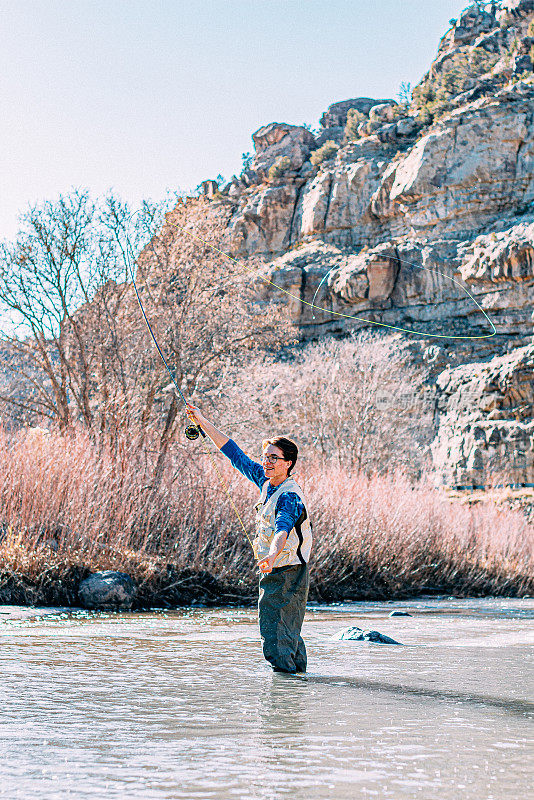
[0,425,255,575]
[344,108,368,141]
[303,466,534,599]
[310,140,339,166]
[0,424,532,605]
[212,333,433,478]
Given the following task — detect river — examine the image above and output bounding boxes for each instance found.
[1,597,533,799]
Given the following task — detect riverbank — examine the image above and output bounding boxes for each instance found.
[0,428,532,608]
[1,512,532,608]
[1,552,532,610]
[0,605,71,621]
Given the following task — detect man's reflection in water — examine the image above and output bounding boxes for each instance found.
[259,674,310,738]
[249,675,316,800]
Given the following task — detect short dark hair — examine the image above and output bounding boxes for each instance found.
[262,436,298,475]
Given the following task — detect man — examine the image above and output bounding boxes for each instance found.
[185,404,312,674]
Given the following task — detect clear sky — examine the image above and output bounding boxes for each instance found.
[1,0,469,241]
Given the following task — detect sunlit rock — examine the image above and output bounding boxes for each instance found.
[249,122,316,183]
[333,626,403,644]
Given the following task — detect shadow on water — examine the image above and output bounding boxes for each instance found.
[291,674,534,719]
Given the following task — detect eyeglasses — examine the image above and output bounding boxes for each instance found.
[260,454,287,464]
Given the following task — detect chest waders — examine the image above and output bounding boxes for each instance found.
[255,478,312,674]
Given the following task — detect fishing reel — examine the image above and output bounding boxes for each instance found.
[184,424,203,441]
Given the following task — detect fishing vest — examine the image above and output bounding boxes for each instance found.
[253,477,312,569]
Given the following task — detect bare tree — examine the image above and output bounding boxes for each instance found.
[116,197,296,485]
[0,190,165,431]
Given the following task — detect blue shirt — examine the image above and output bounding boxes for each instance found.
[220,439,304,535]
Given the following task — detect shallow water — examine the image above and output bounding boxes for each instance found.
[1,597,533,800]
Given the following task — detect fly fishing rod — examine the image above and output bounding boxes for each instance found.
[122,210,205,441]
[122,212,256,552]
[126,255,203,441]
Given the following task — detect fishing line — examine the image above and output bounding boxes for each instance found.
[172,225,497,341]
[122,211,256,553]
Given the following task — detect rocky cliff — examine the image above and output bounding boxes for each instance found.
[193,1,534,487]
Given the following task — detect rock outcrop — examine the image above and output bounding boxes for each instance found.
[200,3,534,486]
[227,85,534,257]
[432,343,534,486]
[317,97,396,145]
[248,122,316,183]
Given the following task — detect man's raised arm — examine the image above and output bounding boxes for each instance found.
[185,404,229,450]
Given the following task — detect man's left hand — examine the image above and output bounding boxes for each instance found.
[258,555,276,574]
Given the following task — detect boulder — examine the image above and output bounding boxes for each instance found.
[376,122,399,144]
[315,126,345,147]
[395,117,418,137]
[389,610,412,617]
[320,98,396,129]
[333,626,403,644]
[200,179,218,199]
[78,571,137,610]
[368,103,396,128]
[226,177,243,199]
[249,122,316,182]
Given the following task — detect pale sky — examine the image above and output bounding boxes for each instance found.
[1,0,469,241]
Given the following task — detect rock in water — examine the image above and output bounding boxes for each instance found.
[78,571,137,610]
[361,630,402,644]
[333,625,363,639]
[334,626,402,644]
[389,610,412,617]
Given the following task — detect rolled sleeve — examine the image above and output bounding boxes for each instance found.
[274,492,304,534]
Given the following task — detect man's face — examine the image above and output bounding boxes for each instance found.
[261,444,290,482]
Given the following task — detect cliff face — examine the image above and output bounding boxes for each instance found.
[432,343,534,486]
[200,1,534,486]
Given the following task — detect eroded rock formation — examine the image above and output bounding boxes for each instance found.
[432,344,534,486]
